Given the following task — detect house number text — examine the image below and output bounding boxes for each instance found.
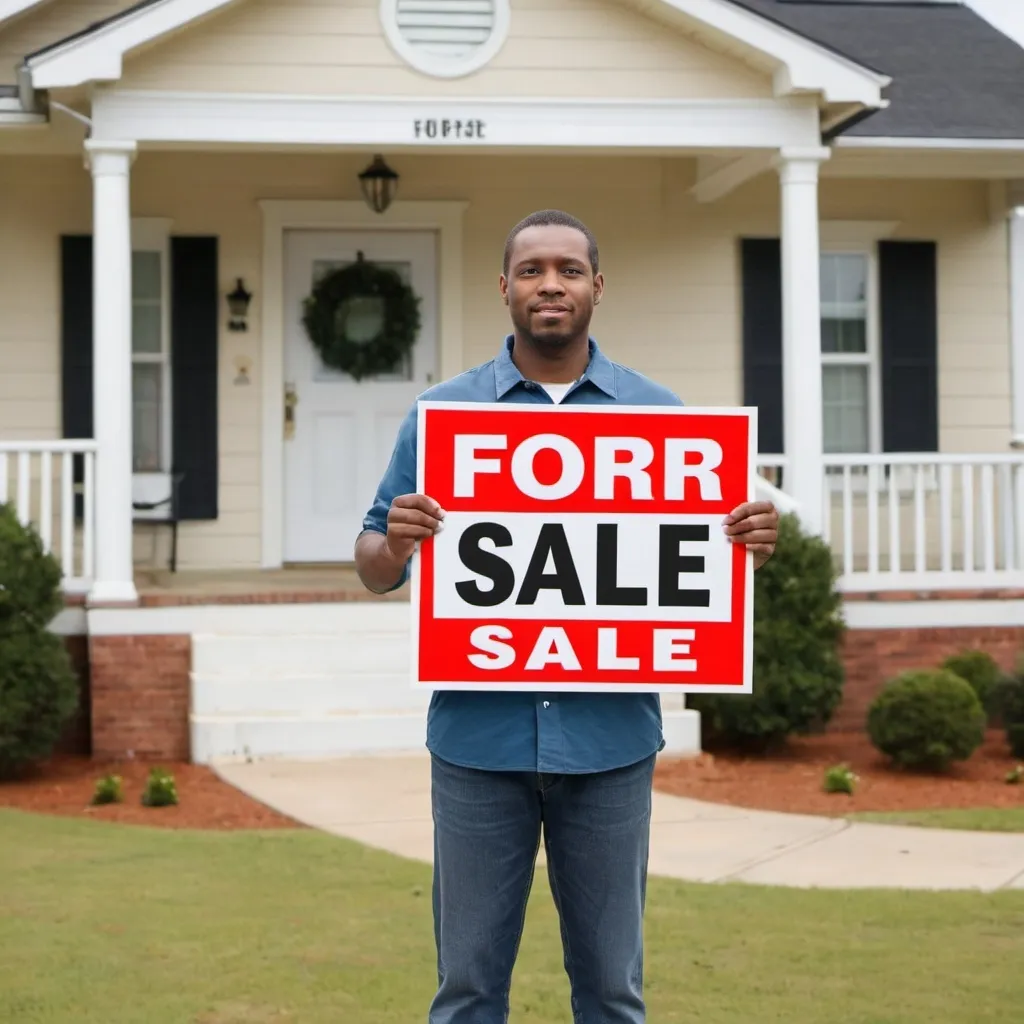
[413,119,486,140]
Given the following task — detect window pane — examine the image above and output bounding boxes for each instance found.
[834,254,866,304]
[133,363,162,472]
[821,317,867,354]
[132,251,162,301]
[132,303,162,354]
[822,365,869,453]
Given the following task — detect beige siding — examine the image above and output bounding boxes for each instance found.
[0,1,136,83]
[0,150,1012,569]
[118,0,772,99]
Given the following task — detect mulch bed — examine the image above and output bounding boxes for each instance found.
[0,756,304,830]
[654,729,1024,815]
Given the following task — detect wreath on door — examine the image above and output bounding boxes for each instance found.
[301,252,421,381]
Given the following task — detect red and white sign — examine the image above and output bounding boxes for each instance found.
[411,402,757,693]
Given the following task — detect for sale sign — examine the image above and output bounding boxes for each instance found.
[411,402,756,693]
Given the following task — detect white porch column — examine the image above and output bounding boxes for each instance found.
[84,140,138,604]
[1009,207,1024,447]
[773,146,830,535]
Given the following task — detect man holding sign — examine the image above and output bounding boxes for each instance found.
[355,210,778,1024]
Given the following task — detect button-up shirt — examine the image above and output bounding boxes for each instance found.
[361,336,684,774]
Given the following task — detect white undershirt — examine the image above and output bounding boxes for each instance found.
[539,381,574,404]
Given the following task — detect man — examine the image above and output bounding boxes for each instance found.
[355,210,779,1023]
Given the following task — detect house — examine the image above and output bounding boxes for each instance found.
[2,0,1024,764]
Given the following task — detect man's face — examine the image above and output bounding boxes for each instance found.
[500,224,603,349]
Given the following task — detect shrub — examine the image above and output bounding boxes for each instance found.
[940,649,1004,716]
[688,513,845,751]
[0,502,64,633]
[92,774,124,806]
[141,767,178,808]
[992,672,1024,756]
[866,669,986,772]
[0,505,79,779]
[823,763,857,795]
[0,629,80,779]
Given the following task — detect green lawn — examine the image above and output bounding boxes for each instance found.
[849,807,1024,833]
[2,809,1023,1023]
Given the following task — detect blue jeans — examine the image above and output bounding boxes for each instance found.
[428,752,655,1024]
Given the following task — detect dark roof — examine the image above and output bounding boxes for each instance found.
[731,0,1024,138]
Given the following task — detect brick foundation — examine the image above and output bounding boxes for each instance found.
[833,626,1024,732]
[88,634,191,761]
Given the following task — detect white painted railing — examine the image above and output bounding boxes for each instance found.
[823,454,1024,591]
[0,441,97,593]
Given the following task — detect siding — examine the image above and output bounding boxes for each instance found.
[117,0,773,99]
[0,1,136,83]
[0,149,1012,569]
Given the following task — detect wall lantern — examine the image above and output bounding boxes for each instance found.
[359,154,399,214]
[226,278,252,332]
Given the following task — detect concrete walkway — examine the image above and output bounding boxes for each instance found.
[213,753,1024,893]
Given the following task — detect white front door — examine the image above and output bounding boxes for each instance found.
[283,229,438,562]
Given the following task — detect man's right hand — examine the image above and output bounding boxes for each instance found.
[384,493,446,564]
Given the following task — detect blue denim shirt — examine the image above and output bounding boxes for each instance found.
[361,336,684,774]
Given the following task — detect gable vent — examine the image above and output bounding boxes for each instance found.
[382,0,510,78]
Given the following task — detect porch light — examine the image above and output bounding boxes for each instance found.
[227,278,252,332]
[358,154,399,214]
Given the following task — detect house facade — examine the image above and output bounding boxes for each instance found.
[3,0,1024,764]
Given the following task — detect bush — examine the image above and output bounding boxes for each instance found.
[866,669,986,772]
[688,513,845,751]
[0,505,79,779]
[0,502,64,633]
[940,649,1004,716]
[141,767,178,808]
[92,774,124,806]
[992,672,1024,756]
[823,763,857,795]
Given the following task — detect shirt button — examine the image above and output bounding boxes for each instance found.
[543,701,550,709]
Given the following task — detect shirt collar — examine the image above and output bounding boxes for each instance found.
[493,335,618,400]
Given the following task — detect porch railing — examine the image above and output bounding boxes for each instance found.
[758,453,1024,592]
[0,441,97,593]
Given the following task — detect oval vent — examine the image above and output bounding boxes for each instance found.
[381,0,510,78]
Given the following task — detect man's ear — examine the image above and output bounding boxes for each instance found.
[499,274,509,306]
[593,271,605,306]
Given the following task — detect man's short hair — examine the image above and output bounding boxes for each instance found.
[502,209,600,277]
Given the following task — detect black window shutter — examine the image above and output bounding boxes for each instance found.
[879,240,938,452]
[171,236,219,520]
[61,235,93,519]
[740,238,784,453]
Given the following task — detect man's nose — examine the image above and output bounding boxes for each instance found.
[537,269,565,294]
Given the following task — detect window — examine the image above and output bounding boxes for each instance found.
[820,252,878,454]
[130,220,172,484]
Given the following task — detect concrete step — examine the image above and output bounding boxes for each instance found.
[190,671,431,716]
[191,632,408,676]
[191,711,429,764]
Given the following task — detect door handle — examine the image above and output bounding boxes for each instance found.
[284,382,298,440]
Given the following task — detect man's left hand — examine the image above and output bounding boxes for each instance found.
[723,501,779,570]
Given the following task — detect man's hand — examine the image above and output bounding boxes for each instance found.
[723,500,779,570]
[384,493,446,565]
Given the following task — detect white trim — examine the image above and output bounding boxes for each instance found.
[662,0,888,104]
[1010,208,1024,444]
[25,0,886,107]
[843,599,1024,631]
[258,200,467,569]
[87,597,411,636]
[379,0,511,80]
[90,90,823,150]
[836,136,1024,152]
[80,595,1024,636]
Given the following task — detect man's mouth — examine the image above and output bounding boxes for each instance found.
[534,305,570,316]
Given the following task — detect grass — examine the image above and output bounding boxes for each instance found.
[849,807,1024,833]
[2,809,1024,1023]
